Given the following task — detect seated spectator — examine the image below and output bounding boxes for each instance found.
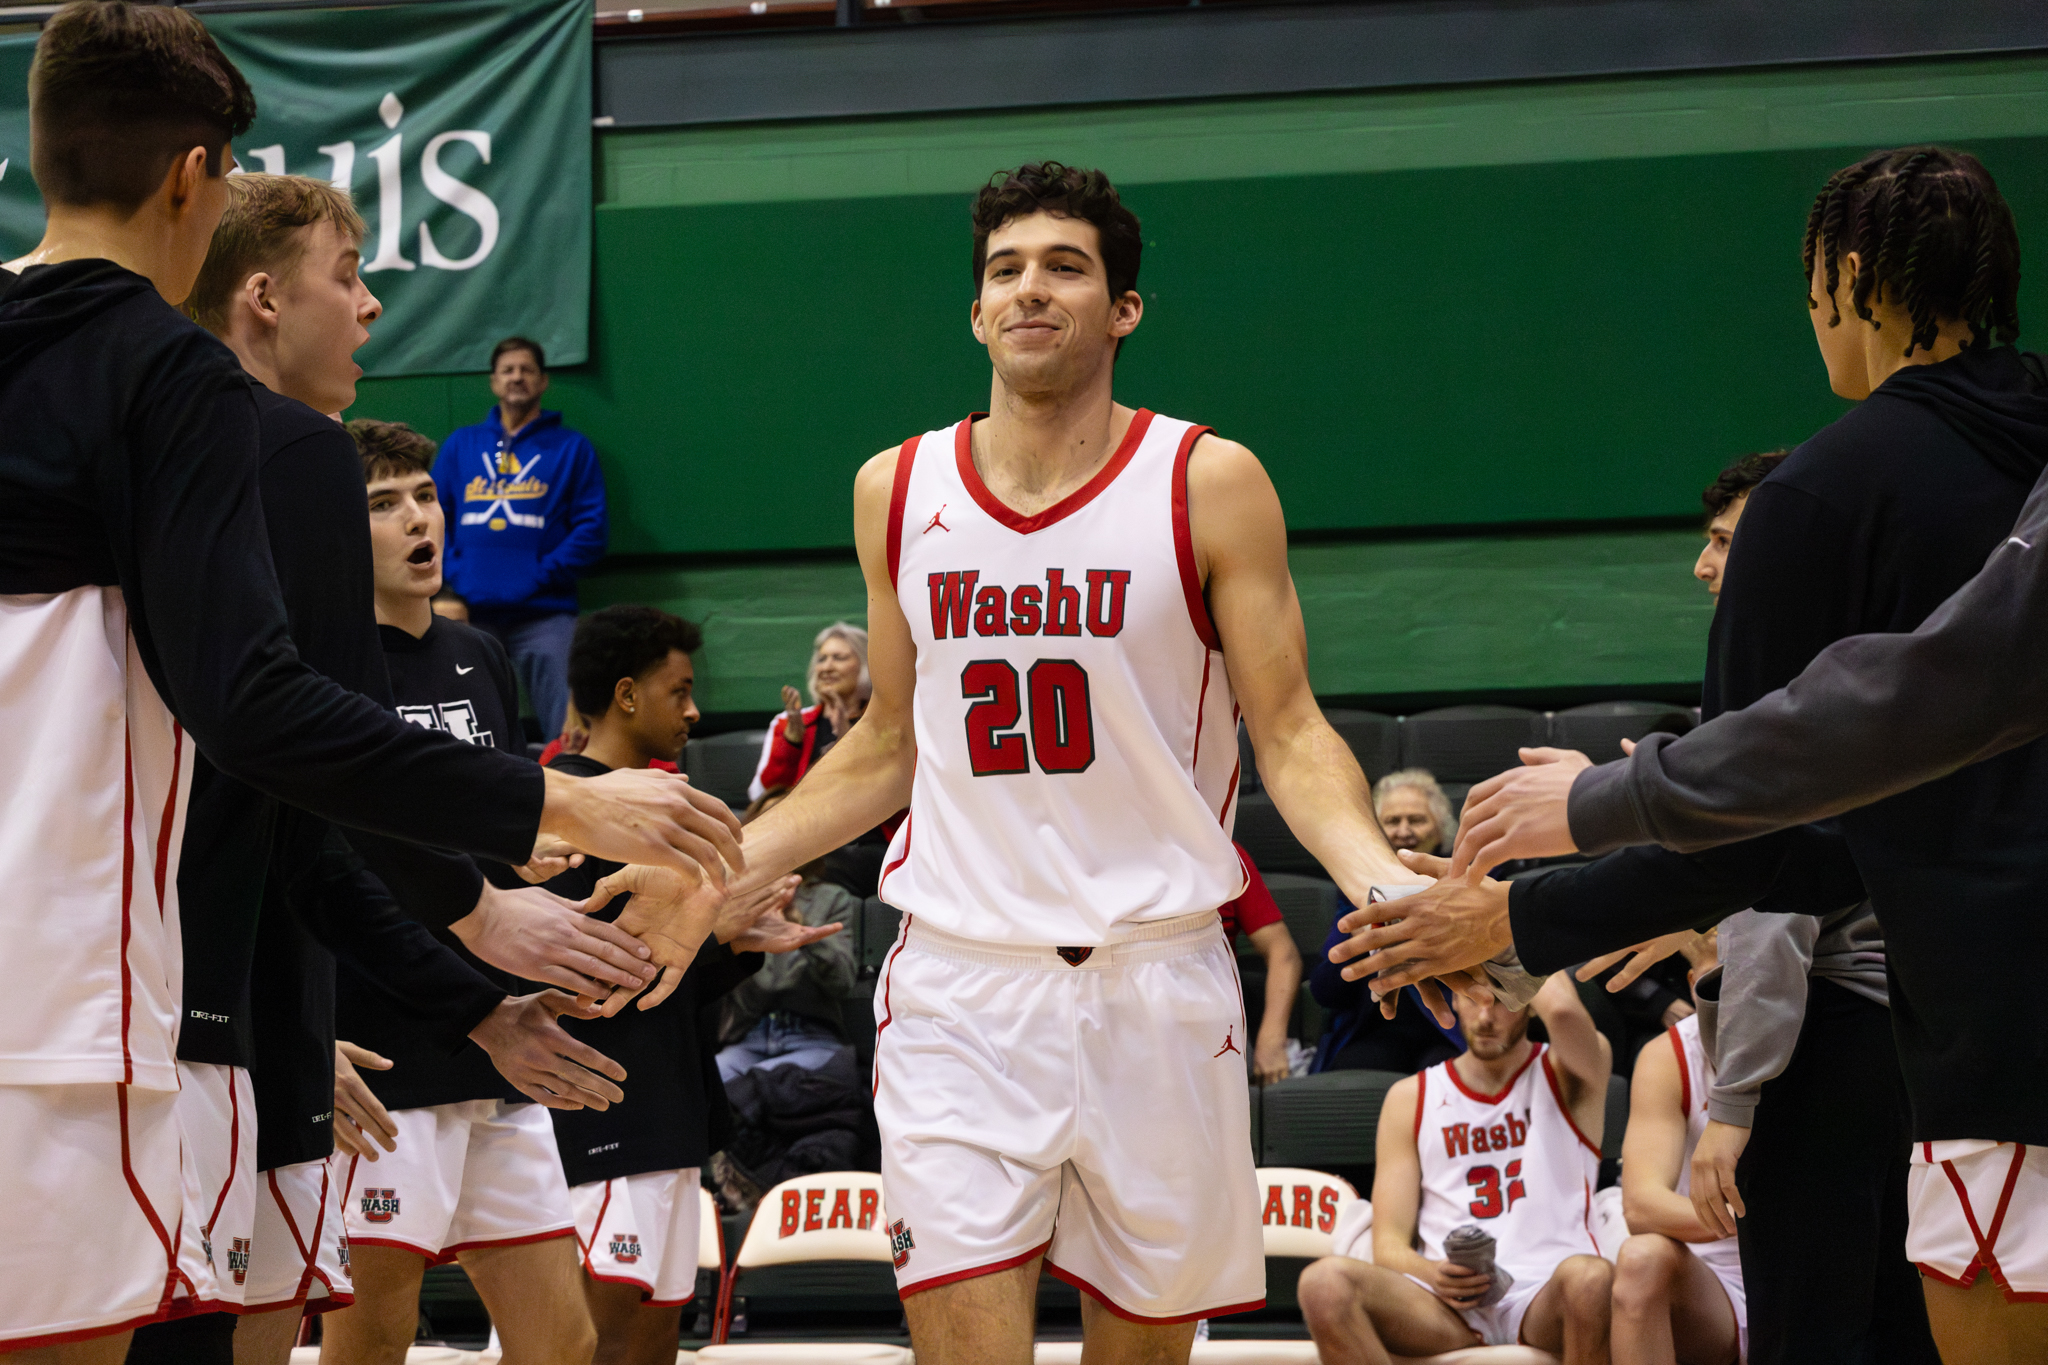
[1309,892,1464,1076]
[1374,768,1456,855]
[717,794,862,1083]
[1222,844,1304,1085]
[1612,931,1744,1365]
[750,621,871,800]
[1299,974,1615,1363]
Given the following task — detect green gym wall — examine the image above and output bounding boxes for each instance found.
[350,53,2048,719]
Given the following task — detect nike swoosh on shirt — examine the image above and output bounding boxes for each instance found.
[456,665,475,675]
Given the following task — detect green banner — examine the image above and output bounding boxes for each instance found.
[0,0,591,376]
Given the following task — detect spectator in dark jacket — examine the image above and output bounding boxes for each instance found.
[434,336,608,739]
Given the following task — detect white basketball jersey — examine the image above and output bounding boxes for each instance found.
[880,410,1246,945]
[0,587,191,1089]
[1412,1044,1601,1285]
[1667,1016,1745,1280]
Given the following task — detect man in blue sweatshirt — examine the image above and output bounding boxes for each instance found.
[435,336,608,740]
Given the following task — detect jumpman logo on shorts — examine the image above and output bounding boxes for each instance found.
[924,504,950,534]
[1214,1027,1242,1058]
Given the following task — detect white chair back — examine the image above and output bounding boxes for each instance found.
[699,1186,725,1270]
[732,1171,892,1269]
[1254,1166,1360,1259]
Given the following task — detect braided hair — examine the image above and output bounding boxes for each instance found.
[1801,146,2021,357]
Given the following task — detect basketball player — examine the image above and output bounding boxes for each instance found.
[1611,932,1744,1365]
[593,161,1424,1364]
[1296,972,1614,1364]
[0,9,735,1355]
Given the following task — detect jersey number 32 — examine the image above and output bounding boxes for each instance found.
[962,659,1096,776]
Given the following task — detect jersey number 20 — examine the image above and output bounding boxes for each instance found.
[961,659,1095,775]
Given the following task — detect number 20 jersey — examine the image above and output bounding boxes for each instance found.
[879,409,1247,946]
[1412,1044,1601,1285]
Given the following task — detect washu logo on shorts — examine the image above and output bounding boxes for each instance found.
[1262,1182,1343,1233]
[228,1238,251,1286]
[778,1186,881,1238]
[361,1188,400,1224]
[889,1219,916,1270]
[608,1232,642,1264]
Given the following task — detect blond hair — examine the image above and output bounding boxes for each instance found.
[807,622,871,705]
[186,173,365,335]
[1373,768,1458,849]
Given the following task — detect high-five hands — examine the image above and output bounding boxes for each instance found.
[540,766,745,886]
[469,991,625,1111]
[333,1041,398,1162]
[1327,850,1508,1026]
[716,874,845,957]
[1449,746,1595,877]
[449,881,656,998]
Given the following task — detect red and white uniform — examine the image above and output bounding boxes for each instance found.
[571,1167,704,1307]
[1908,1141,2048,1302]
[870,411,1263,1322]
[0,589,193,1348]
[1667,1017,1748,1361]
[1410,1044,1601,1346]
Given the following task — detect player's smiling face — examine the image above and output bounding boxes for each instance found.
[971,211,1141,395]
[366,472,444,602]
[272,219,382,416]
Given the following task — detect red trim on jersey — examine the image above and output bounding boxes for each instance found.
[1170,422,1222,650]
[877,811,912,904]
[1043,1259,1264,1323]
[897,1239,1053,1298]
[1191,650,1212,770]
[1542,1053,1603,1157]
[870,912,910,1098]
[152,722,183,917]
[954,409,1155,534]
[120,732,136,1084]
[1413,1070,1428,1142]
[1929,1145,2048,1302]
[1668,1024,1691,1117]
[1219,761,1242,830]
[117,1083,186,1312]
[886,433,922,583]
[433,1227,576,1266]
[1444,1042,1543,1106]
[269,1166,322,1306]
[577,1180,617,1273]
[204,1072,244,1247]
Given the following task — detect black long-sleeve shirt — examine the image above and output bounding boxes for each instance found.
[1567,457,2048,854]
[1513,345,2048,1144]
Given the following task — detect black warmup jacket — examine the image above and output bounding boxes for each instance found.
[1512,345,2048,1144]
[543,753,760,1187]
[335,618,534,1115]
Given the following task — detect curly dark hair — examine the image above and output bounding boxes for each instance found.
[569,606,703,718]
[1802,146,2021,358]
[1702,450,1790,523]
[970,162,1143,304]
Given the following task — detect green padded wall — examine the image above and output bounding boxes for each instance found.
[348,54,2048,713]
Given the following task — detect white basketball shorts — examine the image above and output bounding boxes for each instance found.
[168,1061,258,1315]
[334,1098,573,1263]
[1399,1270,1546,1348]
[0,1082,183,1350]
[1908,1140,2048,1301]
[571,1167,704,1306]
[242,1158,354,1313]
[871,910,1265,1322]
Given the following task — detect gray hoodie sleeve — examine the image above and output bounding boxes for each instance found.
[1697,910,1818,1128]
[1567,471,2048,855]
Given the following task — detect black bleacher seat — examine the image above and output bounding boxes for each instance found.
[859,896,900,973]
[1233,792,1319,875]
[1237,722,1260,795]
[1259,1069,1403,1189]
[684,729,766,810]
[1324,709,1403,784]
[1400,704,1549,782]
[723,1260,907,1341]
[1601,1072,1630,1188]
[1261,873,1340,963]
[1549,700,1693,764]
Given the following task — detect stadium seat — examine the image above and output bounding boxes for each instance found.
[709,1171,903,1351]
[1601,1073,1629,1188]
[859,897,902,973]
[685,729,767,810]
[1259,873,1340,963]
[1247,1166,1361,1320]
[1233,792,1320,876]
[1324,709,1404,785]
[1399,706,1548,782]
[1259,1070,1404,1181]
[1546,701,1692,764]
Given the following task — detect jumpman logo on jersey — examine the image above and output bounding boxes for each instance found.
[1214,1027,1242,1058]
[923,504,950,535]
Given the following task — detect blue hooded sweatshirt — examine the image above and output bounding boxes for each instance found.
[433,407,608,615]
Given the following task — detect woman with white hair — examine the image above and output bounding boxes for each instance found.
[750,621,872,802]
[1373,768,1458,856]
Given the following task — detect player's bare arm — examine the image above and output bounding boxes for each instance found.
[1621,1036,1722,1243]
[1531,971,1611,1141]
[537,763,745,882]
[1370,1076,1492,1310]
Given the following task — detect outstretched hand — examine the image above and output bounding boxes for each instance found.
[514,834,587,884]
[1575,929,1701,993]
[333,1041,398,1162]
[1449,747,1593,877]
[584,863,729,1016]
[449,882,655,998]
[1327,849,1511,1023]
[719,875,845,956]
[542,766,746,886]
[469,991,625,1111]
